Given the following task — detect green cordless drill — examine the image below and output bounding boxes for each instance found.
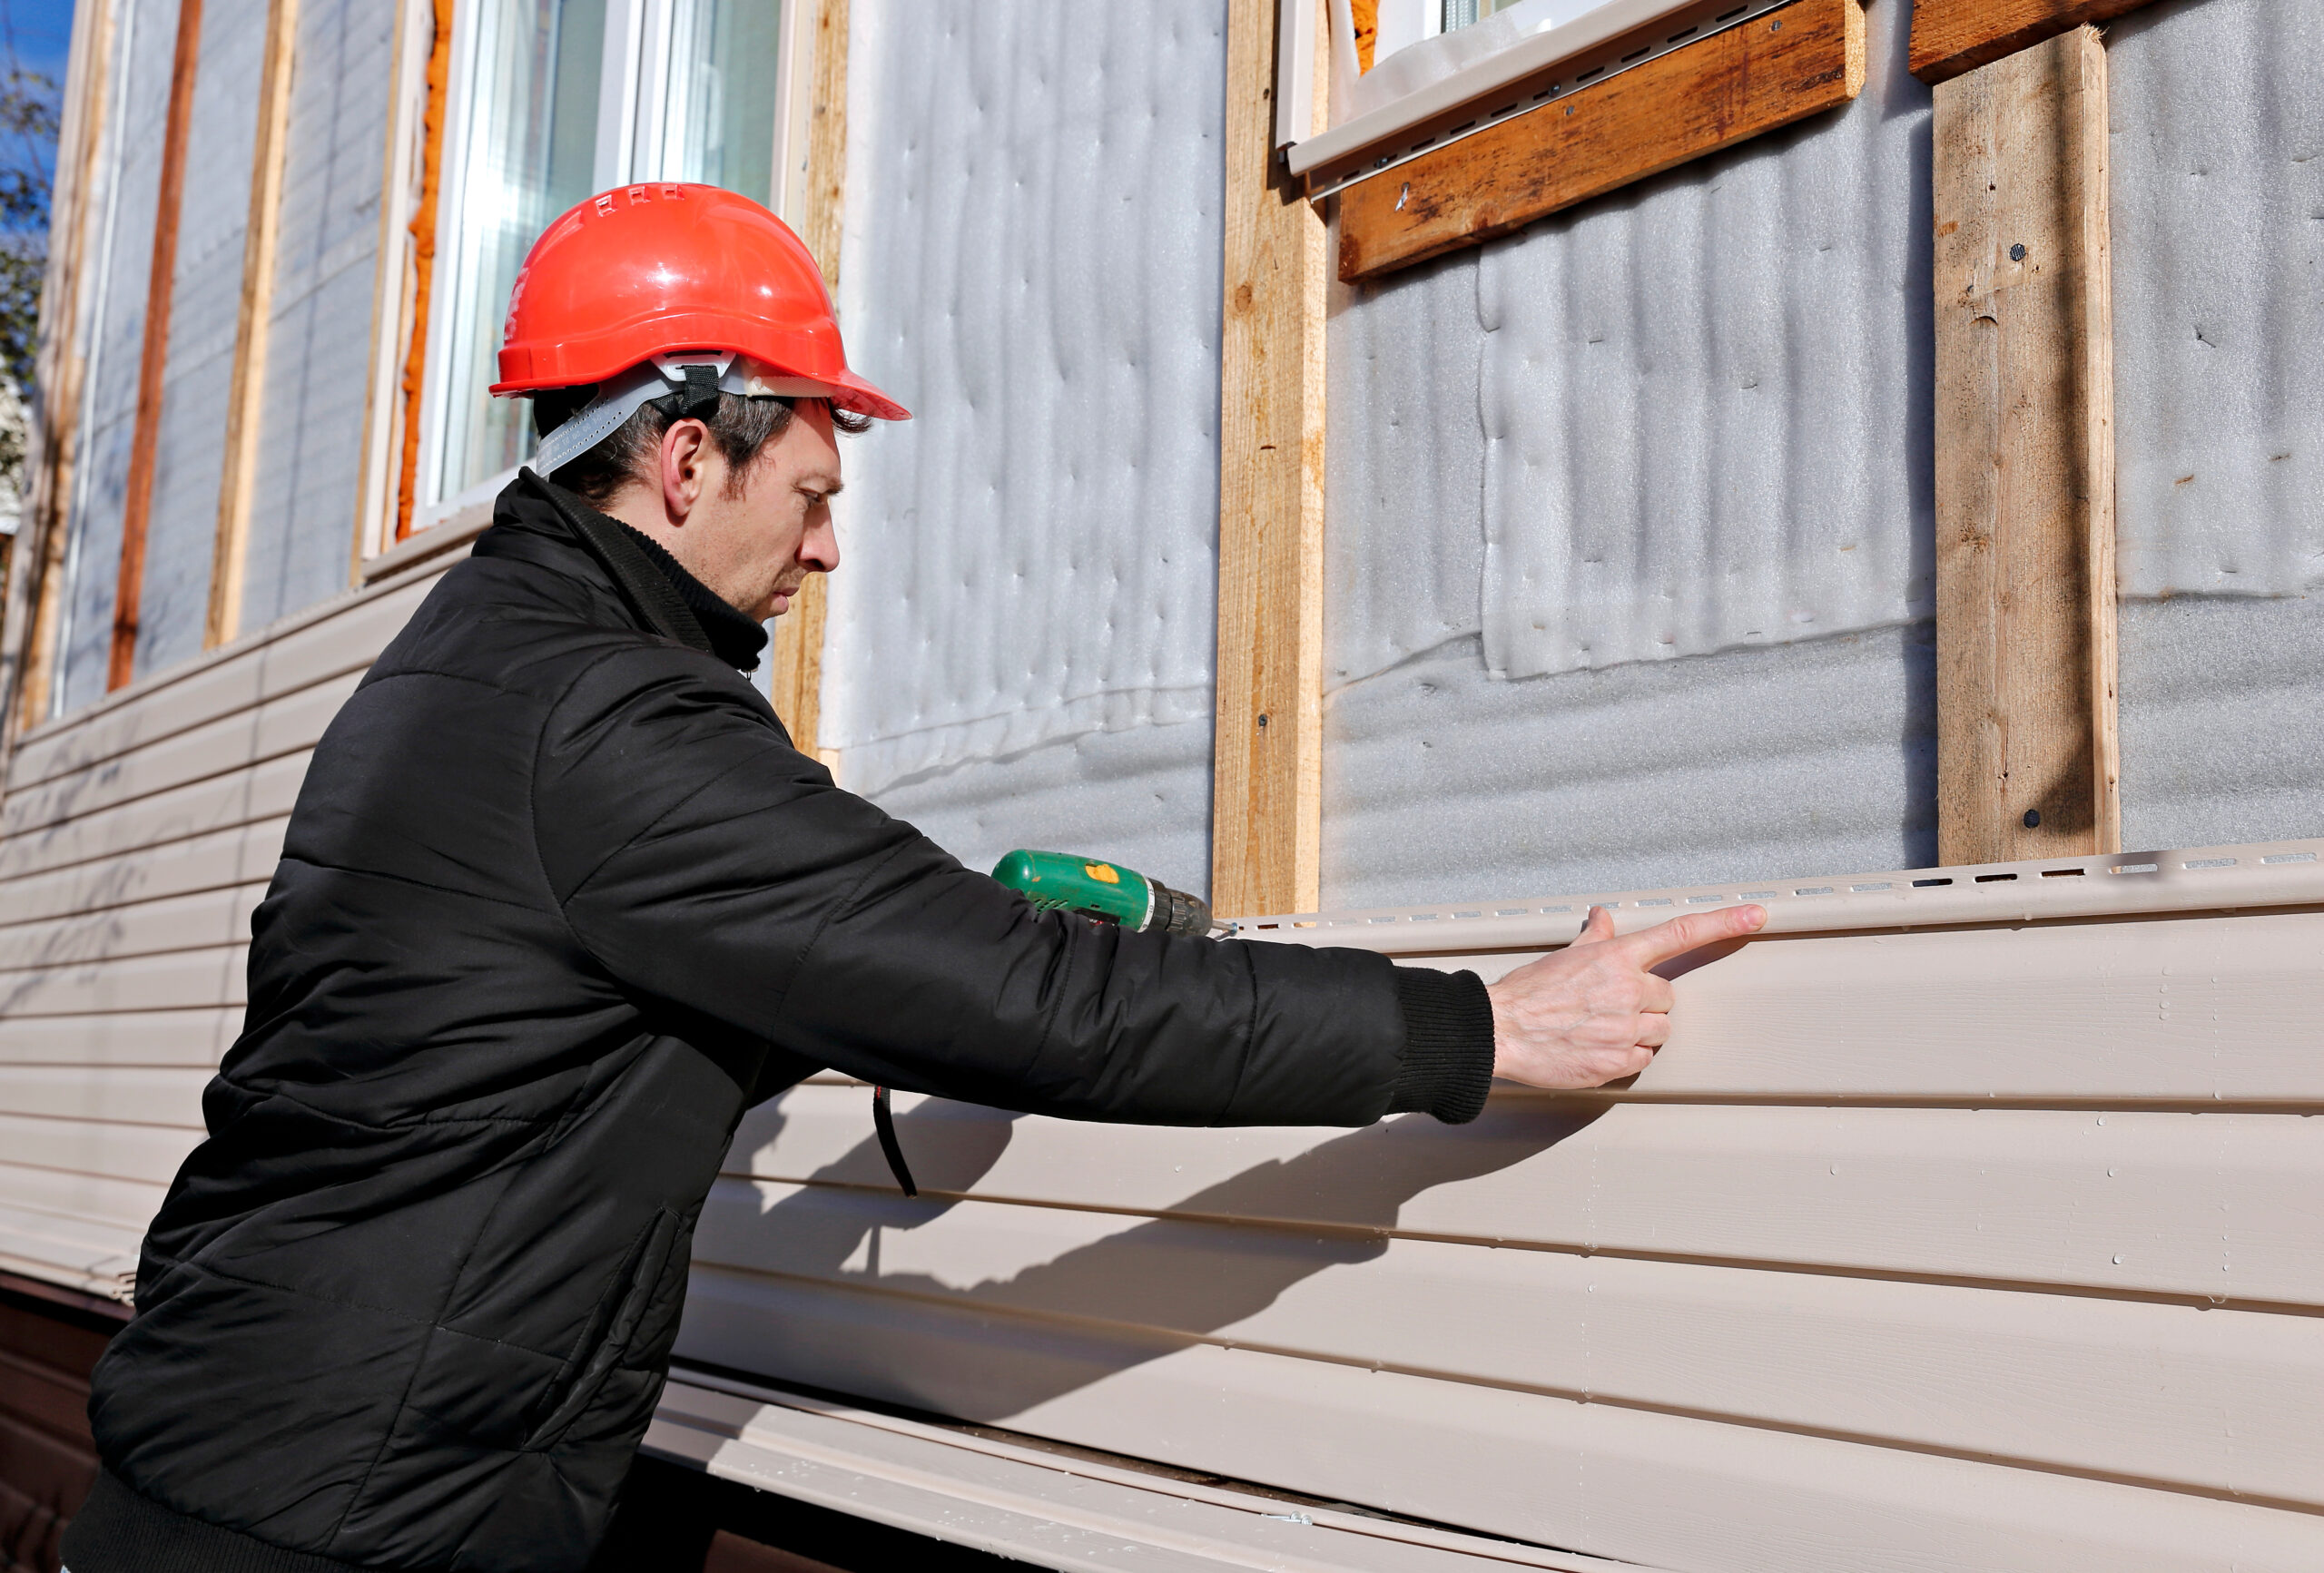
[989,848,1221,938]
[871,850,1224,1198]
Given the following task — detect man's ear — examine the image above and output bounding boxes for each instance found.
[660,419,712,523]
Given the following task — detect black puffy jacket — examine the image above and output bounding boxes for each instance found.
[65,472,1494,1573]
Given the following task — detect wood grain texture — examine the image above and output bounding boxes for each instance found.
[766,0,849,755]
[1337,0,1866,282]
[206,0,301,651]
[1933,29,2119,866]
[392,0,453,543]
[109,0,207,692]
[1211,0,1328,919]
[1910,0,2160,86]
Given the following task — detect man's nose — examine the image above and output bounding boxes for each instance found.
[801,510,840,575]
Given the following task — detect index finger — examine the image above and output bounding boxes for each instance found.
[1618,903,1768,966]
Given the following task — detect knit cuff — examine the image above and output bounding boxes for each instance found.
[1387,967,1497,1124]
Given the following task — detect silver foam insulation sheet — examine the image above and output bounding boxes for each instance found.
[2108,0,2324,849]
[56,0,181,714]
[132,0,269,680]
[239,0,399,633]
[1324,0,1935,906]
[824,0,1226,893]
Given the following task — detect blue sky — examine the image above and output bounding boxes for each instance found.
[2,0,73,81]
[0,0,70,189]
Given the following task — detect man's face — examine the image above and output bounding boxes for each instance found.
[621,401,844,624]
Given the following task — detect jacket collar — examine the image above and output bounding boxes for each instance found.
[476,469,769,673]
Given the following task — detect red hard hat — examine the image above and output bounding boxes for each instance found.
[490,182,908,422]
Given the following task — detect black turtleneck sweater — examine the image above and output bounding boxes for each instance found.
[615,522,771,672]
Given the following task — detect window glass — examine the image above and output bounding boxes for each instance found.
[648,0,783,205]
[434,0,607,501]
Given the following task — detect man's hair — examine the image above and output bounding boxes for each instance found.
[532,385,870,508]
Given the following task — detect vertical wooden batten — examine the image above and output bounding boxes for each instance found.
[108,0,206,691]
[1211,0,1330,919]
[1932,25,2119,866]
[766,0,849,760]
[207,0,301,650]
[4,0,114,744]
[351,0,435,578]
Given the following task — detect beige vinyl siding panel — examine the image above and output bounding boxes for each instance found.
[0,883,268,972]
[0,822,289,929]
[0,1112,205,1187]
[5,575,426,794]
[0,548,464,1300]
[0,1008,243,1068]
[679,1277,2324,1573]
[690,1187,2324,1501]
[686,880,2324,1572]
[737,1087,2324,1305]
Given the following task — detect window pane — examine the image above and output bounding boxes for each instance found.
[651,0,782,205]
[435,0,606,501]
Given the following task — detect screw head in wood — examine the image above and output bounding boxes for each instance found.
[2011,243,2027,261]
[2024,809,2042,829]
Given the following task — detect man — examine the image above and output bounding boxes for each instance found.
[64,186,1763,1573]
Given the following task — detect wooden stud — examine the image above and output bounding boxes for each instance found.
[392,0,454,543]
[1210,0,1329,919]
[206,0,300,651]
[5,0,114,742]
[109,0,206,691]
[1338,0,1866,283]
[1932,26,2119,866]
[766,0,848,758]
[1910,0,2159,87]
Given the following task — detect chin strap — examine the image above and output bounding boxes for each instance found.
[530,351,839,477]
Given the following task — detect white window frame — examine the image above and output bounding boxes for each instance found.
[1280,0,1797,199]
[405,0,812,537]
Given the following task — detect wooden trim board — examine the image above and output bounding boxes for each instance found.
[1910,0,2160,86]
[3,0,114,747]
[1210,0,1329,919]
[392,0,453,544]
[109,0,207,691]
[207,0,301,651]
[1932,26,2119,866]
[1336,0,1866,282]
[766,0,849,757]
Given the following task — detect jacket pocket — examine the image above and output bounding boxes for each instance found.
[523,1207,682,1451]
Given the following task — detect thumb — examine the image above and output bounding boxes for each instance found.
[1570,905,1619,949]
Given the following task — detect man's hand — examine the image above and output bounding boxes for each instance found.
[1486,903,1768,1090]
